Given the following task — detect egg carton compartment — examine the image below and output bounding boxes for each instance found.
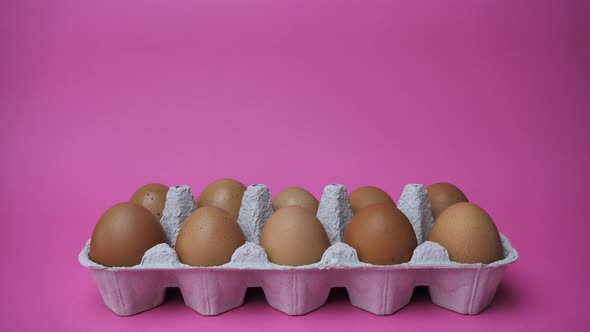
[79,184,518,316]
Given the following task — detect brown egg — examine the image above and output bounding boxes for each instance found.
[90,202,166,267]
[259,206,330,266]
[428,202,503,264]
[176,206,246,266]
[343,203,417,265]
[272,187,319,214]
[130,183,169,220]
[349,186,396,214]
[427,182,468,220]
[196,178,246,219]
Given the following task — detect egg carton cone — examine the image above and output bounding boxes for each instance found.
[79,184,518,316]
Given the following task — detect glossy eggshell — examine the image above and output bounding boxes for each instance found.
[428,202,503,264]
[175,206,246,266]
[272,187,319,214]
[90,202,167,267]
[349,186,396,214]
[343,203,417,265]
[196,178,246,219]
[427,182,469,220]
[130,183,169,220]
[259,206,330,266]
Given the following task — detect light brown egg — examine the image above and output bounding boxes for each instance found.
[175,206,246,266]
[259,206,330,266]
[130,183,169,220]
[427,182,468,220]
[428,202,503,264]
[343,203,417,265]
[272,187,319,214]
[196,178,246,219]
[349,186,396,214]
[90,202,167,267]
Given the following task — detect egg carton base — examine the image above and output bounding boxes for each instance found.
[88,265,506,316]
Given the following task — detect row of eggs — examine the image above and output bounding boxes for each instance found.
[89,179,504,268]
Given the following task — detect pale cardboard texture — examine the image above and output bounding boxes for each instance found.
[79,184,518,316]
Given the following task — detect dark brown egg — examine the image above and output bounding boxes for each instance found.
[428,202,503,264]
[175,206,246,266]
[259,206,330,266]
[343,203,417,265]
[349,186,396,214]
[272,187,319,214]
[196,178,246,219]
[130,183,169,220]
[427,182,468,220]
[90,202,166,267]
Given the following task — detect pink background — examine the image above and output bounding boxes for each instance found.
[2,0,589,331]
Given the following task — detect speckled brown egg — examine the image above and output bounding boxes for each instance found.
[428,202,503,264]
[343,203,417,265]
[349,186,396,214]
[196,178,246,219]
[272,187,319,214]
[90,202,167,267]
[175,206,246,266]
[427,182,468,220]
[259,206,330,266]
[130,183,169,220]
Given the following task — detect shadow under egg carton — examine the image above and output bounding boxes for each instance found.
[79,184,518,316]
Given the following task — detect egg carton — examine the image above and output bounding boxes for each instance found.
[78,184,518,316]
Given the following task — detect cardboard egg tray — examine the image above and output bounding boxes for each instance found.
[79,184,518,316]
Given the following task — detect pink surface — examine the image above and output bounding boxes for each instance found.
[2,0,589,331]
